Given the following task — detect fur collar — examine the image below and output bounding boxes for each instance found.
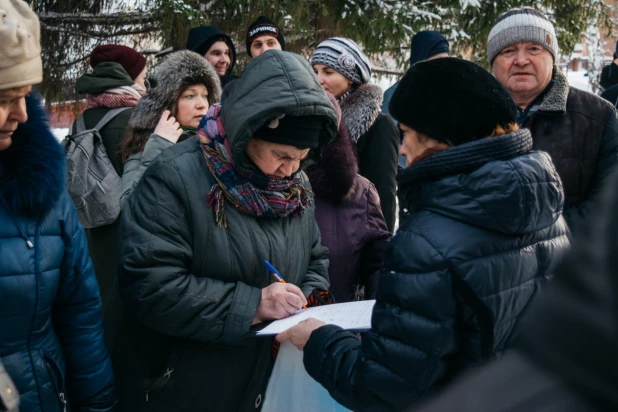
[305,123,358,203]
[0,94,66,217]
[538,67,570,114]
[340,84,383,143]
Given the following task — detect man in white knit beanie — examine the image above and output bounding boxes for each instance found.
[489,6,618,236]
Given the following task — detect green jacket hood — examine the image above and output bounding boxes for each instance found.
[221,50,338,166]
[76,62,135,95]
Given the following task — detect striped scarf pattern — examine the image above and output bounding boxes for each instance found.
[85,92,141,109]
[197,104,314,227]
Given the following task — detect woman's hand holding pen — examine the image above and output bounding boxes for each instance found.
[252,282,308,325]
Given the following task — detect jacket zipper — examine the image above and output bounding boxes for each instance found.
[0,196,34,248]
[43,352,68,410]
[59,392,67,412]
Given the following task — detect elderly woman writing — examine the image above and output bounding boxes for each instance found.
[114,50,337,411]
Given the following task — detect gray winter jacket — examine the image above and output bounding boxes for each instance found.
[120,133,172,208]
[114,50,338,411]
[119,50,222,208]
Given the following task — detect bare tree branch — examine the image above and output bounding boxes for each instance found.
[38,11,156,25]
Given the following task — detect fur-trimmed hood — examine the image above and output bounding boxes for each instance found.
[538,66,570,114]
[126,50,222,143]
[0,94,65,217]
[305,122,358,203]
[340,83,383,143]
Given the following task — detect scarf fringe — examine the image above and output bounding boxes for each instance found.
[198,104,315,228]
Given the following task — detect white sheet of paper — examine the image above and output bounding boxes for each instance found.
[256,300,376,336]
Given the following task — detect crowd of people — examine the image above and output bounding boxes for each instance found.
[1,0,617,410]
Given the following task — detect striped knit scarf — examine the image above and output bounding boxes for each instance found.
[197,104,314,228]
[85,85,144,109]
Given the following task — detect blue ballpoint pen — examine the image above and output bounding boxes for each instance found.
[263,259,307,309]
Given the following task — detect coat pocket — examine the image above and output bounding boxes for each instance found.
[42,351,69,411]
[141,349,185,406]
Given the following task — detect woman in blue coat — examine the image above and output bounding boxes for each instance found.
[277,58,571,411]
[0,4,115,406]
[0,94,115,411]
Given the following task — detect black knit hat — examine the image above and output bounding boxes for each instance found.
[389,57,517,145]
[246,16,286,56]
[253,114,324,149]
[410,31,450,66]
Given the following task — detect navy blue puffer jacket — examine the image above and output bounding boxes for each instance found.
[0,95,115,411]
[303,129,570,411]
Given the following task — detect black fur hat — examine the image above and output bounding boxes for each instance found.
[126,50,221,143]
[389,57,516,145]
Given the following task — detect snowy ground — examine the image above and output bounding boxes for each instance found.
[52,128,69,142]
[565,70,593,93]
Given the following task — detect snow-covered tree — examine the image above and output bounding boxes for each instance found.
[29,0,614,103]
[586,25,603,93]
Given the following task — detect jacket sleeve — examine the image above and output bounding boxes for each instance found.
[358,182,390,299]
[563,108,618,235]
[360,115,399,232]
[118,159,262,345]
[55,193,115,410]
[303,228,458,412]
[299,217,331,296]
[119,133,173,208]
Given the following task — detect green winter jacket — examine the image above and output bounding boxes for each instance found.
[114,50,338,411]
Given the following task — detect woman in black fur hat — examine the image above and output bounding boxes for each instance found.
[277,58,571,411]
[311,37,399,231]
[119,50,222,207]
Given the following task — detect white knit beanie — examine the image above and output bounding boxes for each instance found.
[0,0,42,90]
[487,7,558,64]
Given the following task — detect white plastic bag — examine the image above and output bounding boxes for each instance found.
[262,341,351,411]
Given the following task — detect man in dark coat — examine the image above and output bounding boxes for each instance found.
[0,1,115,409]
[599,41,618,94]
[73,44,147,315]
[415,168,618,412]
[489,6,618,236]
[383,30,450,222]
[114,50,337,411]
[277,58,570,411]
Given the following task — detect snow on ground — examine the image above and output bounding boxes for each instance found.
[565,70,593,93]
[51,128,69,142]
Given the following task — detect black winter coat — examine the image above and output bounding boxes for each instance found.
[79,107,133,317]
[416,168,618,412]
[523,68,618,236]
[600,61,618,92]
[0,95,115,411]
[340,84,399,232]
[303,129,570,412]
[74,62,137,315]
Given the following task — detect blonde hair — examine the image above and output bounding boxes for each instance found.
[489,122,520,137]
